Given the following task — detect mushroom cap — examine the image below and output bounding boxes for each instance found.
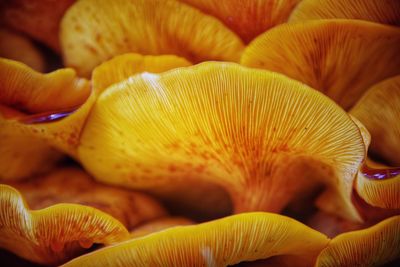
[92,53,192,93]
[0,0,75,51]
[130,216,193,239]
[78,62,365,221]
[315,215,400,267]
[60,0,244,77]
[289,0,400,26]
[350,75,400,166]
[241,19,400,110]
[61,212,329,267]
[0,184,129,265]
[179,0,301,43]
[9,167,167,229]
[0,28,45,71]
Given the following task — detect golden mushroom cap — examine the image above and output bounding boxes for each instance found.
[241,19,400,110]
[78,62,365,221]
[0,0,76,52]
[0,184,130,265]
[179,0,302,43]
[351,75,400,166]
[129,216,193,239]
[315,215,400,267]
[60,0,244,77]
[0,28,45,72]
[92,53,192,93]
[290,0,400,26]
[8,167,167,229]
[61,212,329,267]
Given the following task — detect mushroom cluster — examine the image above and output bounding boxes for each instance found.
[0,0,399,266]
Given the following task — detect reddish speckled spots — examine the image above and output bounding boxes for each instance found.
[168,165,177,173]
[50,241,64,252]
[78,239,93,249]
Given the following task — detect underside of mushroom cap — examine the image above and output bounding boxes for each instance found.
[315,215,400,267]
[289,0,400,26]
[61,0,244,77]
[61,212,329,267]
[241,19,400,110]
[179,0,301,43]
[0,184,130,266]
[78,62,365,221]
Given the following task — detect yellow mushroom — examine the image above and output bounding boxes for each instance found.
[0,28,45,72]
[60,0,244,77]
[130,216,193,238]
[290,0,400,26]
[179,0,301,43]
[78,62,365,221]
[61,212,329,267]
[241,20,400,110]
[315,215,400,267]
[0,0,76,52]
[8,167,167,230]
[0,184,130,265]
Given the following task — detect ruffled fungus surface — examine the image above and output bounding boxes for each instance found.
[130,217,193,238]
[0,184,129,265]
[78,62,365,221]
[179,0,301,43]
[0,29,44,72]
[62,212,329,267]
[241,20,400,110]
[8,167,167,229]
[290,0,400,26]
[92,53,192,93]
[61,0,244,77]
[315,215,400,267]
[0,0,76,51]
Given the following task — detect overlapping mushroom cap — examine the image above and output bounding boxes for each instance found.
[61,212,330,267]
[290,0,400,26]
[78,62,365,221]
[179,0,302,43]
[241,19,400,110]
[61,0,244,77]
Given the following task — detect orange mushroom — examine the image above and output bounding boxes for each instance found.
[60,0,244,77]
[241,20,400,110]
[0,184,129,265]
[0,0,76,52]
[61,212,329,267]
[179,0,302,43]
[315,215,400,267]
[130,217,193,238]
[8,167,167,230]
[78,62,365,221]
[0,28,45,72]
[290,0,400,26]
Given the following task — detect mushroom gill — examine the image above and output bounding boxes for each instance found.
[60,0,244,77]
[179,0,301,43]
[315,215,400,267]
[0,0,76,52]
[0,184,130,266]
[61,212,329,267]
[289,0,400,26]
[241,19,400,110]
[8,167,167,230]
[130,217,193,239]
[78,62,365,221]
[0,28,45,72]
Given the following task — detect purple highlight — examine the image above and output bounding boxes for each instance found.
[21,109,76,124]
[362,165,400,180]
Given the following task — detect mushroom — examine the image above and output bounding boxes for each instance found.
[60,0,244,77]
[0,184,130,265]
[8,167,167,230]
[78,62,365,221]
[130,217,193,239]
[0,0,76,52]
[241,19,400,110]
[61,212,329,267]
[289,0,400,26]
[315,215,400,267]
[179,0,302,43]
[0,28,45,71]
